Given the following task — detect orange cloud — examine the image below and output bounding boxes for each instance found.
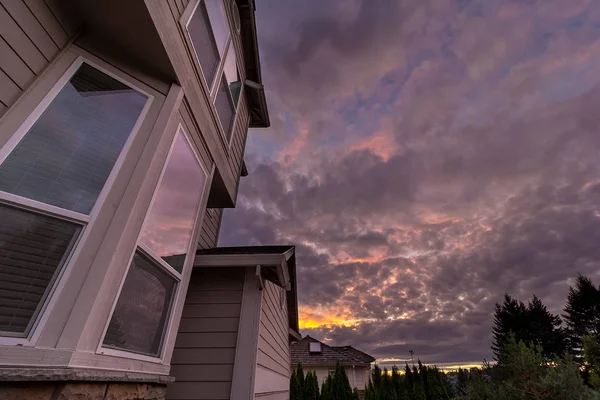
[348,131,399,162]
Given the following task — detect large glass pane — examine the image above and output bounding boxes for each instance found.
[0,204,80,336]
[215,75,235,141]
[188,2,221,86]
[139,132,206,272]
[0,63,148,214]
[204,0,229,57]
[223,44,241,107]
[103,251,176,356]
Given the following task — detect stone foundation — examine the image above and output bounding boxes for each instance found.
[0,382,167,400]
[0,368,173,400]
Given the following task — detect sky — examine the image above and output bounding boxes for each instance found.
[219,0,600,368]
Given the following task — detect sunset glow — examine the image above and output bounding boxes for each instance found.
[221,0,600,367]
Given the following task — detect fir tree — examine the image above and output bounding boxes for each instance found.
[331,363,352,400]
[563,274,600,364]
[412,366,427,400]
[290,368,301,400]
[583,334,600,391]
[305,371,320,400]
[526,294,566,358]
[404,363,414,398]
[492,294,529,359]
[296,363,306,398]
[493,294,566,362]
[381,368,397,400]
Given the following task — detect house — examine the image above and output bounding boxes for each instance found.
[0,0,299,399]
[291,336,376,394]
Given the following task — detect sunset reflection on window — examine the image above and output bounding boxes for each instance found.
[139,130,206,272]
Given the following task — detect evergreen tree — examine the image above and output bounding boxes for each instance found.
[412,366,427,400]
[331,362,352,400]
[296,363,306,398]
[290,368,301,400]
[391,366,408,400]
[492,294,529,360]
[364,379,376,400]
[563,274,600,364]
[492,294,566,361]
[526,295,566,358]
[321,374,333,400]
[381,368,397,400]
[372,364,383,392]
[404,363,414,398]
[305,371,320,400]
[352,387,360,400]
[418,360,430,399]
[456,368,469,396]
[583,334,600,391]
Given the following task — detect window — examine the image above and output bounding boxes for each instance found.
[310,342,322,353]
[102,128,207,357]
[186,0,242,144]
[0,60,150,337]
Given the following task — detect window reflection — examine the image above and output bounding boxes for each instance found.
[139,131,206,272]
[224,44,241,107]
[103,251,176,356]
[204,0,229,57]
[0,63,148,214]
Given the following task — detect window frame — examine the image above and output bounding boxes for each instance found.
[0,56,154,345]
[181,0,244,148]
[97,124,210,362]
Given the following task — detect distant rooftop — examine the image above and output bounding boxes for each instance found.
[291,335,375,366]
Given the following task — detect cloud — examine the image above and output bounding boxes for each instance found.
[219,0,600,366]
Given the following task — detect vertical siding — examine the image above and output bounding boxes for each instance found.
[0,0,76,118]
[169,267,245,400]
[255,281,290,399]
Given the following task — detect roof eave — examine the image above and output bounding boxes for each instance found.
[237,0,270,128]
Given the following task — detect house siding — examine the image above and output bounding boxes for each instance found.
[198,208,223,249]
[255,281,290,399]
[146,0,251,205]
[0,0,75,118]
[168,267,245,400]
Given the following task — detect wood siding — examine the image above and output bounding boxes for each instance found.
[198,208,223,249]
[146,0,252,206]
[169,267,245,400]
[255,281,291,398]
[0,0,75,118]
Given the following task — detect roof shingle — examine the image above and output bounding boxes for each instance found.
[291,336,375,366]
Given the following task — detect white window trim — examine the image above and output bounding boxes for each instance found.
[97,124,210,363]
[0,56,154,346]
[181,0,244,149]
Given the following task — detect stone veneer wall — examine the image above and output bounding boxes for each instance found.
[0,382,167,400]
[0,369,173,400]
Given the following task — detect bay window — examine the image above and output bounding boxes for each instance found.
[186,0,242,144]
[0,59,151,338]
[102,127,208,358]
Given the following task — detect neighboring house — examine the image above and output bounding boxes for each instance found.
[0,0,299,399]
[291,336,376,394]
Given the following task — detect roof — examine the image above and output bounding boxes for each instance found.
[291,336,376,367]
[196,245,294,255]
[237,0,270,127]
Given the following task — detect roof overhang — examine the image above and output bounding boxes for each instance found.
[237,0,270,128]
[195,246,299,339]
